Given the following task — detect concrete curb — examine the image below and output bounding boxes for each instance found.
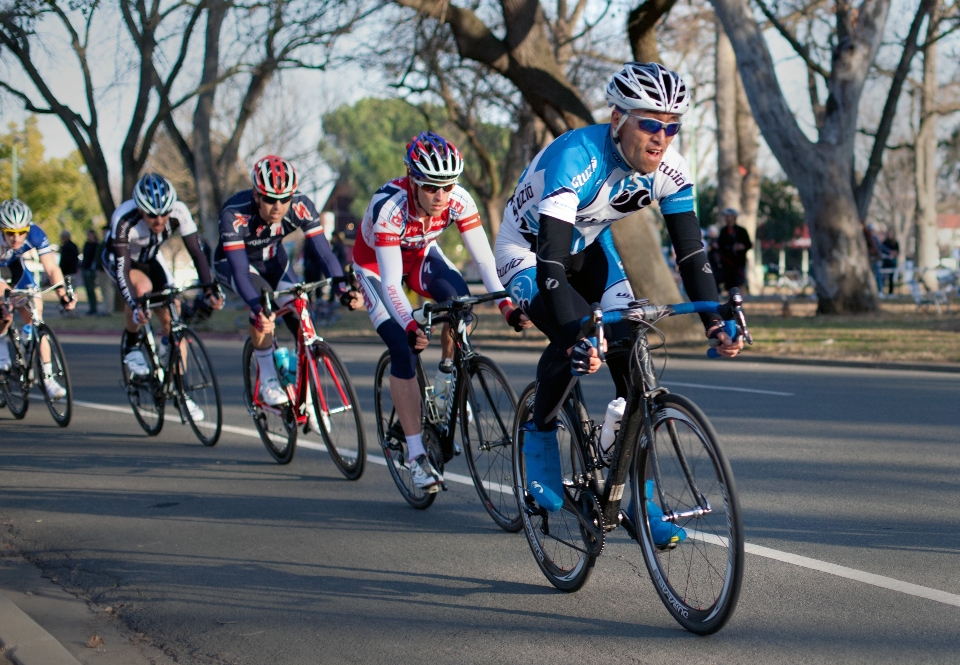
[0,592,81,665]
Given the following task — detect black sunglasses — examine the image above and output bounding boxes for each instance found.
[417,183,455,194]
[261,194,293,204]
[631,115,682,137]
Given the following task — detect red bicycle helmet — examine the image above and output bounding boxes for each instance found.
[251,155,298,198]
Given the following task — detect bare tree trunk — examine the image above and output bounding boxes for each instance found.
[914,6,941,291]
[736,74,761,292]
[715,25,741,218]
[612,211,702,342]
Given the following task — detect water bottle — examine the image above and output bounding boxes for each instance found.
[599,397,626,459]
[273,347,290,385]
[286,353,297,386]
[433,369,453,415]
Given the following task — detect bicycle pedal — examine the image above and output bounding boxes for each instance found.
[428,483,441,494]
[453,441,462,456]
[440,481,448,491]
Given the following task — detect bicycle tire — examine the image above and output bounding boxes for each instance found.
[122,333,164,436]
[307,341,366,480]
[2,328,28,419]
[242,339,297,464]
[36,324,72,427]
[632,392,744,635]
[514,381,596,592]
[374,351,441,509]
[459,355,521,532]
[176,328,222,446]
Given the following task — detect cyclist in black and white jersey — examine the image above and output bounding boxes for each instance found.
[102,174,222,405]
[495,63,743,540]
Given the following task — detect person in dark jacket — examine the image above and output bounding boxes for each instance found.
[80,228,100,315]
[718,208,753,293]
[59,230,80,279]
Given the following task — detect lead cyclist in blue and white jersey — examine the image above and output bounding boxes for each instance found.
[495,63,743,539]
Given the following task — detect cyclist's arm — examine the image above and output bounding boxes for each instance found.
[460,225,513,318]
[219,210,261,313]
[38,252,68,300]
[374,244,418,333]
[303,228,347,292]
[181,232,213,286]
[535,215,578,328]
[663,210,722,329]
[111,218,140,310]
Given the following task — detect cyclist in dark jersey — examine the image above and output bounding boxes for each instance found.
[216,154,362,408]
[495,63,743,541]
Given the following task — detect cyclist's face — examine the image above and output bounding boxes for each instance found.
[2,229,28,250]
[255,192,292,224]
[415,183,453,217]
[611,109,680,174]
[140,212,170,234]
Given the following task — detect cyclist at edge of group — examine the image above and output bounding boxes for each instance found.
[493,62,744,542]
[215,155,363,422]
[351,131,532,492]
[0,199,77,399]
[102,173,224,421]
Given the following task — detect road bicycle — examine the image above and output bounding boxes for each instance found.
[513,290,750,634]
[241,278,365,478]
[0,279,74,426]
[122,283,223,445]
[374,291,521,529]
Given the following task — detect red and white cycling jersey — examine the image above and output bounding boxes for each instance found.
[353,177,482,267]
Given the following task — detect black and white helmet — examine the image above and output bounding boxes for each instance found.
[606,62,690,116]
[133,173,177,216]
[0,199,33,231]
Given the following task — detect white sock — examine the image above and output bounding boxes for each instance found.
[406,433,425,462]
[43,362,53,377]
[254,348,278,380]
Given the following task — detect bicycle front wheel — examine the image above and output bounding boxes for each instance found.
[374,351,440,509]
[122,334,164,436]
[2,328,28,419]
[632,392,744,635]
[175,328,222,446]
[514,382,596,592]
[460,355,521,532]
[307,341,365,480]
[243,339,297,464]
[35,325,72,427]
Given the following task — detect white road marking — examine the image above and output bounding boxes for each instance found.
[663,381,794,396]
[70,399,959,609]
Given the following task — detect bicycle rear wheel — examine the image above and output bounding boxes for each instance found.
[1,328,28,419]
[243,339,297,464]
[460,355,521,532]
[35,325,72,427]
[176,328,222,446]
[122,334,164,436]
[632,392,744,635]
[514,382,596,592]
[374,351,441,509]
[307,341,365,480]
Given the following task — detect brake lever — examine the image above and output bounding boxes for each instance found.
[592,302,605,363]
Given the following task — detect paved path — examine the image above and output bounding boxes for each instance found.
[1,337,959,664]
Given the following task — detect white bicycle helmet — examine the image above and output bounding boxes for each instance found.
[0,199,33,231]
[405,132,464,186]
[606,62,690,117]
[134,173,178,216]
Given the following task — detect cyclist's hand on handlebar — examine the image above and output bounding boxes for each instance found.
[707,322,744,358]
[340,290,364,311]
[505,307,533,332]
[407,326,428,353]
[133,306,151,326]
[204,288,225,311]
[568,337,606,375]
[250,309,276,334]
[61,297,77,311]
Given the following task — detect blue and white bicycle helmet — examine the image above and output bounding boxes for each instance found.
[606,62,690,116]
[0,199,33,231]
[133,173,177,216]
[405,132,464,186]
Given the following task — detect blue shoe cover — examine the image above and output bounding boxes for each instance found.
[521,422,564,512]
[645,479,686,547]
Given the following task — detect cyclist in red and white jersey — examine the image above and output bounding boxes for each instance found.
[353,131,531,491]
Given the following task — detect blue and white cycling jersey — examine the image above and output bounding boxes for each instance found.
[0,224,53,288]
[495,123,694,285]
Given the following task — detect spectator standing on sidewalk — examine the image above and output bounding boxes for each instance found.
[58,230,80,285]
[880,229,899,296]
[81,228,101,315]
[718,208,752,293]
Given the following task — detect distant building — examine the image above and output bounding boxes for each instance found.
[320,174,360,239]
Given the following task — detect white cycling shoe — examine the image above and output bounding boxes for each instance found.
[123,350,151,377]
[183,396,205,422]
[259,375,289,406]
[409,454,443,493]
[43,376,67,401]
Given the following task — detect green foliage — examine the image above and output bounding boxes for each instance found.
[0,116,103,241]
[697,184,717,228]
[757,177,805,244]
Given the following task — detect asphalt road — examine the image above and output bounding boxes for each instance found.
[1,335,959,664]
